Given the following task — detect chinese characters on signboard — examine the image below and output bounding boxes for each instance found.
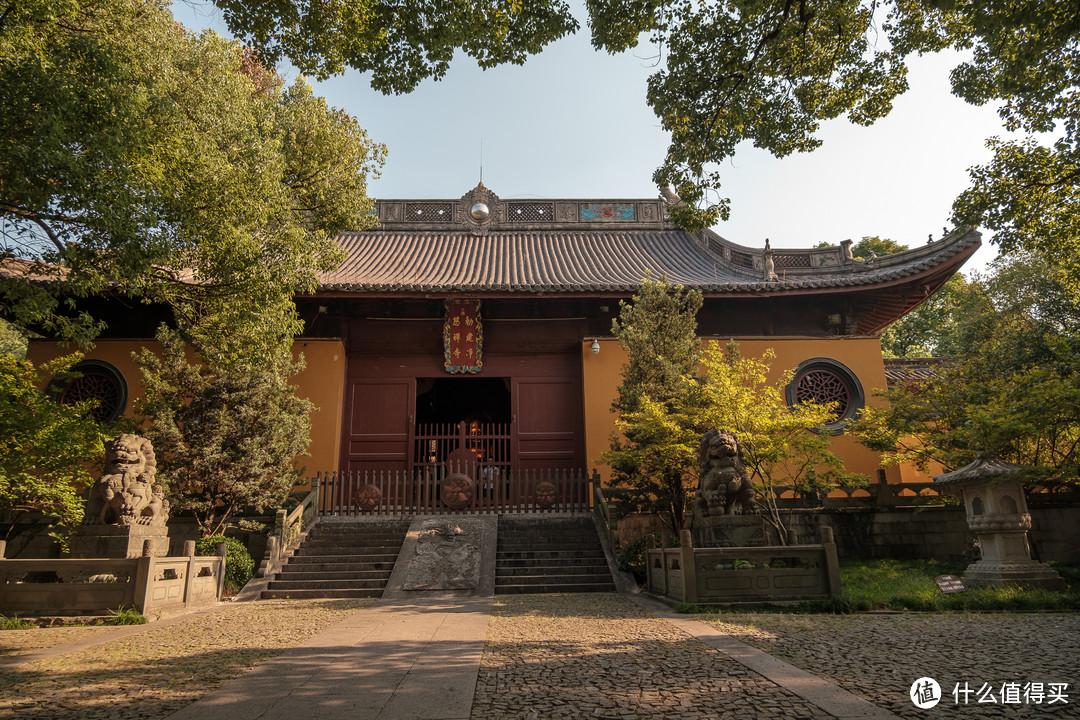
[444,299,483,374]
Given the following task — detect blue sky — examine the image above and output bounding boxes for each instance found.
[174,1,1005,273]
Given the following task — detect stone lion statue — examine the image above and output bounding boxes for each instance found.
[695,429,755,517]
[85,434,169,527]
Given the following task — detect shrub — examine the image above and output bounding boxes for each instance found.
[196,535,254,594]
[0,614,33,630]
[617,534,653,585]
[104,607,147,625]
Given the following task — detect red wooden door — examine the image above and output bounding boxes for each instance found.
[342,379,414,474]
[511,376,583,469]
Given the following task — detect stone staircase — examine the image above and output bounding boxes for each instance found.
[495,516,616,594]
[261,520,410,600]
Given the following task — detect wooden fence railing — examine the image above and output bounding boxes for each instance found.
[413,421,511,478]
[317,465,597,516]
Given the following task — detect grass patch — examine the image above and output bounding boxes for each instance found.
[0,614,34,630]
[102,607,148,625]
[680,559,1080,614]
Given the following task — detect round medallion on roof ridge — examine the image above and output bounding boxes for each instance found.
[458,183,501,235]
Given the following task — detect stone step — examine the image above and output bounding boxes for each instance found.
[495,582,616,595]
[296,547,401,557]
[279,561,395,573]
[496,556,610,569]
[496,564,610,578]
[496,533,600,544]
[495,572,612,585]
[291,552,400,563]
[261,588,383,600]
[496,549,606,560]
[307,533,408,543]
[276,570,393,582]
[302,537,405,546]
[267,578,386,590]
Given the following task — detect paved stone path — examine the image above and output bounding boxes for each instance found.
[704,611,1080,719]
[0,594,1077,719]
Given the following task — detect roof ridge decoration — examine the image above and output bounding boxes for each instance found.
[375,184,671,232]
[457,183,501,236]
[694,226,981,281]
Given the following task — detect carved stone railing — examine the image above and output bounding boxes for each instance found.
[646,528,841,604]
[758,480,943,508]
[593,484,621,553]
[256,485,319,579]
[0,540,225,617]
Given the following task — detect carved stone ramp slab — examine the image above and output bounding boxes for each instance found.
[166,597,491,720]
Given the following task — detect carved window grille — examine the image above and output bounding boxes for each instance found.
[773,253,812,269]
[795,370,851,418]
[730,250,755,268]
[51,360,128,424]
[507,203,554,222]
[787,358,864,433]
[403,202,454,221]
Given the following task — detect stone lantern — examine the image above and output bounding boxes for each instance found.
[934,457,1063,589]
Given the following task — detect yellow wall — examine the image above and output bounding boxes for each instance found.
[582,335,904,485]
[27,339,346,486]
[290,341,346,482]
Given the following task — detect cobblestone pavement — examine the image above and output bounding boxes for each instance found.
[2,594,1077,719]
[470,594,832,720]
[0,625,116,658]
[703,612,1080,719]
[0,599,372,720]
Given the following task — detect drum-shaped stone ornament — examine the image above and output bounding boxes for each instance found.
[356,484,381,512]
[441,473,475,510]
[535,480,558,509]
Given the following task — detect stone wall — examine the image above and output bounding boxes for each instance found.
[618,504,1080,564]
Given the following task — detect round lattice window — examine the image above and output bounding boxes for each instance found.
[51,360,128,424]
[795,369,852,417]
[786,358,864,433]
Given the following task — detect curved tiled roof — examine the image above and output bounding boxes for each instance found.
[934,456,1028,485]
[320,226,981,296]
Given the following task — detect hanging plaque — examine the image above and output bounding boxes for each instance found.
[444,299,483,374]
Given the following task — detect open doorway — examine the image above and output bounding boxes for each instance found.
[415,377,511,426]
[414,377,512,472]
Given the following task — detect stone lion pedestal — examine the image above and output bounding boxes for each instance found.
[70,434,170,559]
[934,457,1064,589]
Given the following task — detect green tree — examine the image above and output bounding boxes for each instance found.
[588,0,922,229]
[1,0,384,361]
[582,0,1080,262]
[815,236,909,261]
[134,329,313,537]
[602,275,703,533]
[880,274,980,358]
[0,355,105,548]
[855,252,1080,485]
[211,0,579,92]
[850,236,908,260]
[697,342,868,545]
[0,320,26,360]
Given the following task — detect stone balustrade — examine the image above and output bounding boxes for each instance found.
[646,528,841,604]
[0,540,225,617]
